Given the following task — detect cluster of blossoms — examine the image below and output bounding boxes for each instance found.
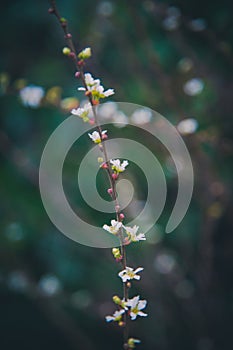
[78,72,115,100]
[103,220,146,244]
[63,44,147,349]
[106,295,147,323]
[103,217,148,347]
[70,48,115,123]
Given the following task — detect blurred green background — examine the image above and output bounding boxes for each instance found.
[0,0,233,349]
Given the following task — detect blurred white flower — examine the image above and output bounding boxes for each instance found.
[154,253,175,274]
[189,18,207,32]
[19,85,44,108]
[112,111,128,127]
[98,101,118,120]
[177,118,198,135]
[183,78,204,96]
[97,1,114,17]
[131,108,152,124]
[38,274,62,296]
[162,7,181,31]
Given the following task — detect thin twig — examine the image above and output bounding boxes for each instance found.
[48,1,130,346]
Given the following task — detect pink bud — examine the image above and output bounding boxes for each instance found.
[85,90,92,96]
[119,213,125,220]
[75,71,80,79]
[115,205,120,212]
[107,188,113,195]
[66,33,72,38]
[124,237,131,245]
[48,8,54,14]
[112,173,118,180]
[101,163,108,169]
[89,119,95,125]
[116,256,123,263]
[102,133,108,140]
[68,52,76,59]
[92,99,99,105]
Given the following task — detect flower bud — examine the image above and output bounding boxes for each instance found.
[108,188,113,195]
[101,163,108,169]
[115,205,120,212]
[112,173,118,180]
[60,17,67,27]
[48,8,54,14]
[119,213,125,221]
[124,237,131,245]
[118,321,125,327]
[112,295,121,305]
[85,90,92,96]
[112,248,121,259]
[78,47,92,60]
[92,99,99,105]
[127,338,141,349]
[62,47,71,55]
[116,257,123,263]
[68,52,76,59]
[89,119,95,125]
[126,282,131,288]
[75,71,80,79]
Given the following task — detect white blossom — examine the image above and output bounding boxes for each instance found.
[84,73,100,87]
[105,309,125,322]
[124,225,146,242]
[118,267,144,283]
[103,220,122,235]
[88,130,107,143]
[126,295,147,320]
[110,159,128,173]
[78,73,114,99]
[71,102,92,121]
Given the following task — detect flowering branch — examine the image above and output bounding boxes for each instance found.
[48,1,147,348]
